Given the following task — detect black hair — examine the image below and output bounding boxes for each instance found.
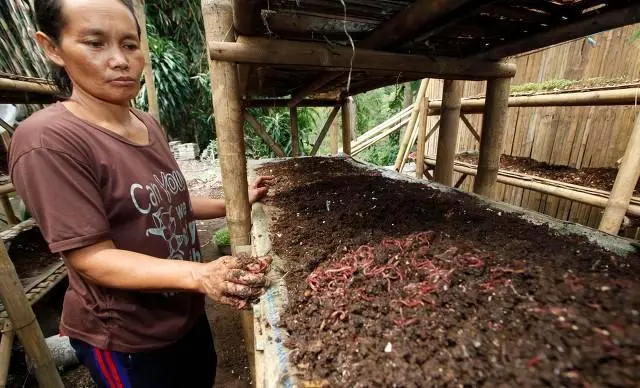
[34,0,141,95]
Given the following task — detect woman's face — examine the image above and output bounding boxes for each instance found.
[49,0,144,104]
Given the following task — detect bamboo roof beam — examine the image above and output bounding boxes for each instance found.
[427,88,640,114]
[476,3,640,61]
[208,37,517,80]
[286,0,478,107]
[243,99,339,108]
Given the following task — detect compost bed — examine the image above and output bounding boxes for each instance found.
[456,153,639,195]
[257,157,640,387]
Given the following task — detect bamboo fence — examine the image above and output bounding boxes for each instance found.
[420,23,640,234]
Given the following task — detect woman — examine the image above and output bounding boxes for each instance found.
[9,0,271,386]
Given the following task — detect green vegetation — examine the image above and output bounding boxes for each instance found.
[214,227,230,247]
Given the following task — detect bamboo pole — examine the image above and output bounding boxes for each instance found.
[424,157,640,217]
[428,87,640,114]
[243,111,285,157]
[133,0,160,123]
[599,112,640,234]
[399,115,421,173]
[395,79,429,170]
[329,117,339,155]
[352,117,410,155]
[434,80,464,186]
[341,97,355,155]
[416,94,429,179]
[203,0,251,247]
[474,78,512,197]
[311,106,341,156]
[0,245,63,387]
[460,114,480,142]
[0,324,14,388]
[244,99,338,108]
[352,105,413,146]
[454,174,468,188]
[203,0,254,381]
[0,78,57,95]
[209,38,517,80]
[290,107,300,157]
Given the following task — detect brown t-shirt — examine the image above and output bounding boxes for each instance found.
[9,103,204,353]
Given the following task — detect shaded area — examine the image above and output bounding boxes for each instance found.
[258,157,640,387]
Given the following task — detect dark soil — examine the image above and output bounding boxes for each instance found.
[257,157,640,387]
[457,153,639,195]
[7,228,61,286]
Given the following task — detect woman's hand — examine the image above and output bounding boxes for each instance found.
[248,176,275,204]
[194,255,272,309]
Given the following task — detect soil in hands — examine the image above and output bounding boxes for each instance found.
[257,157,640,387]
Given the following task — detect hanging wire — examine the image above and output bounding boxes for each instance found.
[338,0,356,92]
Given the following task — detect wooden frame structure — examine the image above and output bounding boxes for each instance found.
[199,0,640,384]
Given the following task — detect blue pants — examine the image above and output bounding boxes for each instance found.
[70,315,216,388]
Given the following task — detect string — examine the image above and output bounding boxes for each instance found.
[338,0,355,92]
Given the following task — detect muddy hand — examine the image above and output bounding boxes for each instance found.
[196,256,267,309]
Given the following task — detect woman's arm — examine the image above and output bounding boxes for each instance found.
[66,240,270,307]
[190,176,275,220]
[191,197,226,220]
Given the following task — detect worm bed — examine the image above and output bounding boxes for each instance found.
[249,157,639,388]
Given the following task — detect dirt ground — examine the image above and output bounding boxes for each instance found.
[456,153,639,195]
[258,157,640,387]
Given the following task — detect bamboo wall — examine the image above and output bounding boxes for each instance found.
[423,24,640,231]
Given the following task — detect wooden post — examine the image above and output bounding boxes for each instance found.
[341,97,355,155]
[202,0,254,381]
[311,105,341,156]
[133,0,160,123]
[329,117,339,155]
[0,324,14,388]
[290,107,300,157]
[599,112,640,234]
[202,0,251,247]
[473,77,512,197]
[415,93,428,179]
[434,80,464,186]
[0,246,63,387]
[395,79,429,170]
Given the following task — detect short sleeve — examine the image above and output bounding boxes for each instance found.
[11,148,110,253]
